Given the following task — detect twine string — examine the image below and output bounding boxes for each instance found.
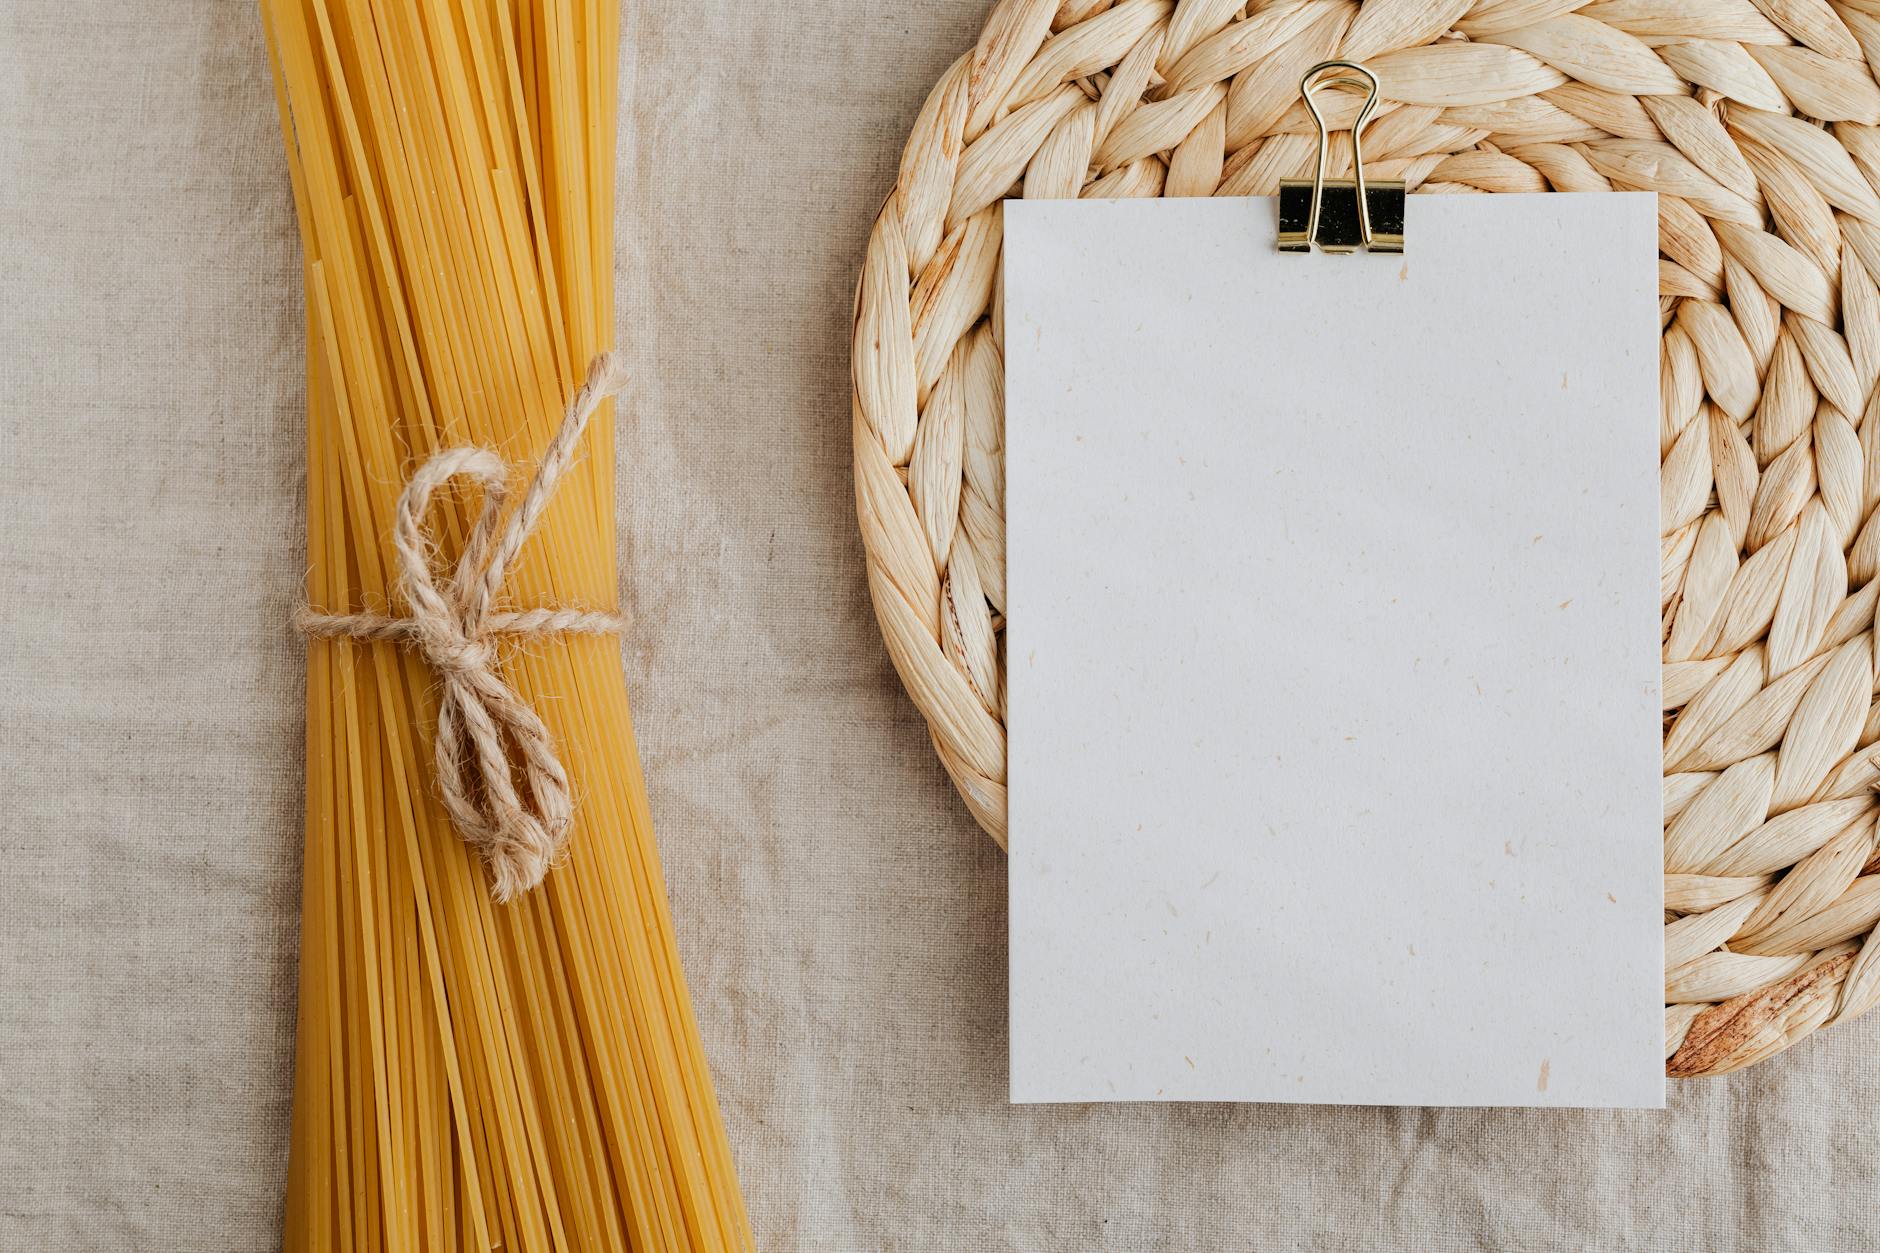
[296,352,630,901]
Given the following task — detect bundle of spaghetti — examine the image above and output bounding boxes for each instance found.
[262,1,753,1248]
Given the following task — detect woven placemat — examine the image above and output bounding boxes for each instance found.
[851,0,1880,1078]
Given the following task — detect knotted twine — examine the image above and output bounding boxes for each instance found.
[296,352,630,901]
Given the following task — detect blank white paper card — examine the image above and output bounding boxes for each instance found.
[1005,194,1664,1108]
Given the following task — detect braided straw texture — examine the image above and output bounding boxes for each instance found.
[851,0,1880,1077]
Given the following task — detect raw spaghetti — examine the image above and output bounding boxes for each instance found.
[262,1,754,1247]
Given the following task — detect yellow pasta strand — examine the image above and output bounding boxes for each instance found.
[264,2,755,1248]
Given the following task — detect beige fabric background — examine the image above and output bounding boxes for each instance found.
[3,1,1879,1249]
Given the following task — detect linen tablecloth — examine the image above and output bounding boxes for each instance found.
[3,2,1878,1248]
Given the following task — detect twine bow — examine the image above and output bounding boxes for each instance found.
[297,352,630,901]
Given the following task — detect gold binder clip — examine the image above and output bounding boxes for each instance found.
[1278,61,1405,254]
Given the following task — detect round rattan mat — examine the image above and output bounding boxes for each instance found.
[850,0,1880,1077]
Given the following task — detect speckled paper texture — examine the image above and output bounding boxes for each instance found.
[1005,195,1664,1108]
